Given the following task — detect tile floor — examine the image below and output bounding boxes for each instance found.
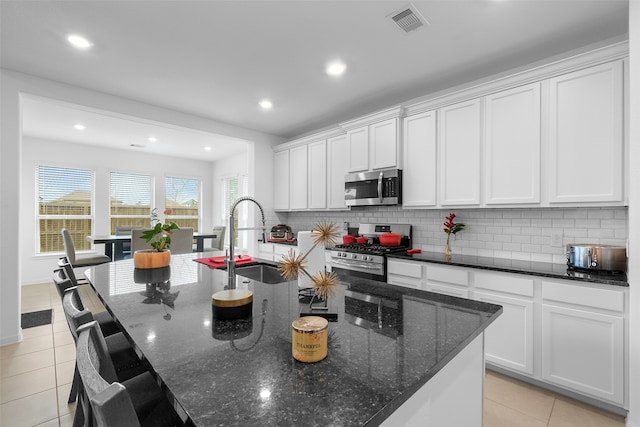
[1,282,628,427]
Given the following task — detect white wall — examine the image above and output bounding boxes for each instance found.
[0,69,282,346]
[626,1,639,426]
[20,136,217,284]
[212,152,248,226]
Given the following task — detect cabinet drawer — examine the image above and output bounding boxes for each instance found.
[475,272,534,297]
[388,275,422,290]
[542,281,624,312]
[426,265,468,286]
[387,260,423,279]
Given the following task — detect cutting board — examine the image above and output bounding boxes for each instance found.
[194,255,257,269]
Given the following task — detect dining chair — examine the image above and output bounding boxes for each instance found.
[62,229,111,268]
[130,229,155,254]
[62,287,147,406]
[115,226,143,258]
[53,264,121,338]
[75,321,182,427]
[205,226,226,251]
[167,227,194,254]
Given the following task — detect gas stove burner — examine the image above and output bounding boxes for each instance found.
[334,243,407,255]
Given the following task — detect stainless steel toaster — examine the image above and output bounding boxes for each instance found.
[566,244,627,273]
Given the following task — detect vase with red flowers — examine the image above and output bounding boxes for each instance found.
[443,213,465,260]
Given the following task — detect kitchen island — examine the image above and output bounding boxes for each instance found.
[85,253,502,426]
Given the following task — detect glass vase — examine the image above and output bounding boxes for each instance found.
[445,234,453,260]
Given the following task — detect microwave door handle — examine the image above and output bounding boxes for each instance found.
[378,171,384,204]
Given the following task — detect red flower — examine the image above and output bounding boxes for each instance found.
[443,213,465,235]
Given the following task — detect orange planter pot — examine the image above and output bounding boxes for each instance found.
[133,250,171,269]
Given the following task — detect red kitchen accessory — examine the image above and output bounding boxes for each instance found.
[407,248,422,254]
[342,235,356,244]
[356,236,369,244]
[379,232,402,246]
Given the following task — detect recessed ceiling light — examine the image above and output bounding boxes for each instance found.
[326,61,347,76]
[259,99,273,110]
[148,137,158,143]
[67,34,93,49]
[204,146,212,151]
[73,124,86,130]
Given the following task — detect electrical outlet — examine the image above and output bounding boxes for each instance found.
[551,230,563,247]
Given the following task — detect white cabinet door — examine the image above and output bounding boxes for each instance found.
[547,61,623,203]
[484,83,541,205]
[475,291,534,375]
[438,99,481,205]
[273,150,290,210]
[370,118,398,170]
[308,140,327,210]
[347,126,369,172]
[541,303,624,405]
[327,134,350,209]
[387,259,424,289]
[403,111,437,207]
[289,145,308,210]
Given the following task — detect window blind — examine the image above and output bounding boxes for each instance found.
[37,165,93,253]
[110,172,152,233]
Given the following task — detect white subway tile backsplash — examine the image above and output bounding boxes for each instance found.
[281,207,627,263]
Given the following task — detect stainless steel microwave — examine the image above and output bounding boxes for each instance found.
[345,169,402,206]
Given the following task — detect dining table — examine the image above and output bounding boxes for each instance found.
[87,232,218,261]
[83,252,502,426]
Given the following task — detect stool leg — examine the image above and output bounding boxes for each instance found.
[67,365,80,403]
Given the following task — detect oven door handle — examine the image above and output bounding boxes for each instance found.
[332,259,381,270]
[378,171,384,204]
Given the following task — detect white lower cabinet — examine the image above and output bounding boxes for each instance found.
[541,280,625,406]
[258,243,275,261]
[385,258,628,408]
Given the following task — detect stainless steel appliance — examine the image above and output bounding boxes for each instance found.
[566,244,627,273]
[268,224,294,242]
[331,223,411,281]
[345,168,402,207]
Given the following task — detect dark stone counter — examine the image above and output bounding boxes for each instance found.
[86,253,501,426]
[388,252,628,287]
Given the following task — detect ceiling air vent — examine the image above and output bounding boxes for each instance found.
[130,143,145,148]
[390,4,427,33]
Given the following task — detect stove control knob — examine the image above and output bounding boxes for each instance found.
[351,253,357,259]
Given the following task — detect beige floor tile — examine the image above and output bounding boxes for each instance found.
[21,283,53,297]
[548,396,626,427]
[0,334,53,359]
[484,371,555,423]
[35,419,60,427]
[54,343,76,364]
[484,399,548,427]
[54,330,74,348]
[21,324,53,339]
[0,348,55,378]
[0,366,56,404]
[56,360,76,387]
[57,383,76,416]
[0,388,59,427]
[59,412,75,427]
[52,321,69,335]
[21,298,53,313]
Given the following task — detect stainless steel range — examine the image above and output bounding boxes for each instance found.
[331,223,412,282]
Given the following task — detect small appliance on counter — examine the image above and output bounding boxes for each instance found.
[268,224,295,242]
[566,244,627,273]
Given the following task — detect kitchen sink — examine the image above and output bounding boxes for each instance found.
[236,264,288,284]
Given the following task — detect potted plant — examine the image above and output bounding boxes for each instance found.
[133,208,180,269]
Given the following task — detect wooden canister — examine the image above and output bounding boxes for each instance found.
[212,289,253,320]
[292,316,328,363]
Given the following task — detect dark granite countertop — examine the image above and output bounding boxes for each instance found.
[86,253,502,426]
[388,252,628,287]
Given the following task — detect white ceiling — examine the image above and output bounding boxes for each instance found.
[0,0,629,161]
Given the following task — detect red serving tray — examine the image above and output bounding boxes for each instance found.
[193,255,257,269]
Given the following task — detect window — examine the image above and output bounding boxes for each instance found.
[165,176,200,231]
[110,172,153,233]
[222,175,247,248]
[37,165,93,253]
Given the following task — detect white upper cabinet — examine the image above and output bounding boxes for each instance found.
[347,126,369,173]
[327,134,350,210]
[547,60,624,204]
[370,118,398,170]
[484,83,541,205]
[342,107,403,173]
[402,111,437,207]
[289,145,308,210]
[438,99,481,206]
[307,140,327,210]
[273,150,290,210]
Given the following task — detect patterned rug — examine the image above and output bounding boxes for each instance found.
[21,309,53,329]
